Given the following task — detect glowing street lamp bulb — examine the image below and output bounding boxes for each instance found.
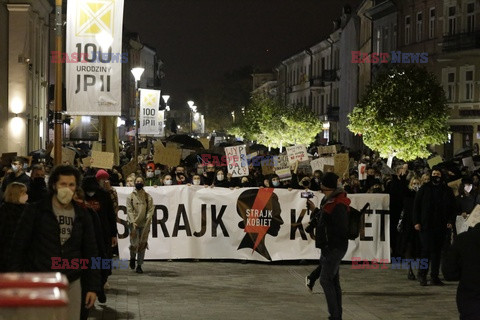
[162,95,170,104]
[187,100,194,108]
[131,67,144,82]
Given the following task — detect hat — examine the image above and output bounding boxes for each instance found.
[321,172,339,189]
[95,169,109,180]
[146,162,155,171]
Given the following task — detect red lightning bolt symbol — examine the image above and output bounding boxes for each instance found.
[244,188,274,253]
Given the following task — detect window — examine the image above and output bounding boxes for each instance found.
[465,70,474,101]
[429,8,435,39]
[467,3,475,33]
[447,72,455,102]
[405,16,411,45]
[448,6,456,35]
[416,12,423,42]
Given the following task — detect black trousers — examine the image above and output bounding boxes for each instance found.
[418,228,447,279]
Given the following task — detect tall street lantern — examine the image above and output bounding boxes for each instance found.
[187,100,194,133]
[131,67,144,166]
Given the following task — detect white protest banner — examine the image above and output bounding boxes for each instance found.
[358,163,367,180]
[456,216,469,234]
[466,205,480,228]
[225,145,249,177]
[156,110,165,137]
[139,89,161,136]
[115,187,390,262]
[286,145,308,164]
[310,157,334,172]
[66,0,124,115]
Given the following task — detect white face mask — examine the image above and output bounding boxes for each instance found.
[217,174,224,181]
[465,185,473,194]
[164,179,173,185]
[56,187,74,205]
[193,179,201,185]
[11,164,19,173]
[146,172,154,178]
[272,180,280,187]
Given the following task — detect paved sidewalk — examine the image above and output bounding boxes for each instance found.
[88,260,459,320]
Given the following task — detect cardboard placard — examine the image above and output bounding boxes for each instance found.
[199,138,210,150]
[261,158,275,176]
[358,163,367,180]
[334,153,350,178]
[276,167,292,181]
[91,151,114,169]
[323,165,335,173]
[466,204,480,228]
[81,157,92,168]
[317,145,337,155]
[286,145,308,164]
[154,142,182,168]
[427,156,443,169]
[275,155,289,168]
[448,178,462,197]
[225,145,249,177]
[51,148,76,165]
[462,156,479,171]
[122,160,137,179]
[310,157,334,172]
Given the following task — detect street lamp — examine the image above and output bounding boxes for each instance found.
[131,67,144,165]
[162,95,170,109]
[187,100,195,133]
[231,111,235,123]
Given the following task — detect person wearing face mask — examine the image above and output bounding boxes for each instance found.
[456,177,480,220]
[81,176,117,303]
[27,164,48,203]
[9,165,100,319]
[126,176,154,274]
[162,174,173,186]
[1,157,31,193]
[397,178,422,281]
[144,163,161,187]
[413,168,456,286]
[269,174,286,189]
[202,164,216,186]
[213,169,231,188]
[188,174,203,186]
[0,182,28,272]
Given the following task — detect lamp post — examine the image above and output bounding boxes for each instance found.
[187,100,195,133]
[131,67,144,165]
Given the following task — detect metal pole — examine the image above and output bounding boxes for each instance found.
[54,0,63,165]
[190,110,192,133]
[134,81,139,166]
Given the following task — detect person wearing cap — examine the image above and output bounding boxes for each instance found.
[144,163,161,187]
[305,172,350,320]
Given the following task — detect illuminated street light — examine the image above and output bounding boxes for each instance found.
[131,67,144,165]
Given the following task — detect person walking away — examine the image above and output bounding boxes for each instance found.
[443,222,480,319]
[305,172,350,320]
[126,176,154,273]
[0,182,28,272]
[413,168,456,286]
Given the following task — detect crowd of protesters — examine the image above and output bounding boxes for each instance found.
[0,144,479,319]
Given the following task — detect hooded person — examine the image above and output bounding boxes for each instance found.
[305,172,350,320]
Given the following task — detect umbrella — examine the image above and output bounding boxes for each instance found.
[165,134,204,149]
[248,143,268,151]
[454,147,472,158]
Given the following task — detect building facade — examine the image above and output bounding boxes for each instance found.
[0,0,51,156]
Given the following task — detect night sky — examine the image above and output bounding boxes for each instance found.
[123,0,362,109]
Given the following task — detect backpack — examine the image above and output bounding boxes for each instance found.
[347,202,370,240]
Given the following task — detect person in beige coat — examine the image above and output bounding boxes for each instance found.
[126,176,154,273]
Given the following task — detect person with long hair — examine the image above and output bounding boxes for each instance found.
[0,182,28,272]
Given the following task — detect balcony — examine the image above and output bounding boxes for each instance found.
[310,70,338,88]
[442,31,480,53]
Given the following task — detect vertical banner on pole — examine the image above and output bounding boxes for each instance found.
[139,89,161,136]
[154,110,165,138]
[66,0,125,116]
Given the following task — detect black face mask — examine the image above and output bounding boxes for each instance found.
[135,183,144,190]
[431,176,442,184]
[33,177,46,185]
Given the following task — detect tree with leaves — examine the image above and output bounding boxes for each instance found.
[229,94,323,148]
[348,65,449,161]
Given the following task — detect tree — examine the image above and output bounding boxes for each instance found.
[229,94,323,148]
[347,65,449,161]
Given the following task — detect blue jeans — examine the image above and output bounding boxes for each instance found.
[319,247,347,320]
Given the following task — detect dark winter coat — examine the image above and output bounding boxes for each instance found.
[310,189,350,251]
[0,202,25,272]
[443,224,480,319]
[27,177,48,203]
[1,172,30,192]
[413,181,456,231]
[9,197,101,292]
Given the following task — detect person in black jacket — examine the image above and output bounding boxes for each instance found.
[27,164,48,203]
[81,176,117,303]
[305,172,350,320]
[0,182,28,272]
[443,223,480,320]
[413,168,456,286]
[9,165,100,320]
[1,157,30,192]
